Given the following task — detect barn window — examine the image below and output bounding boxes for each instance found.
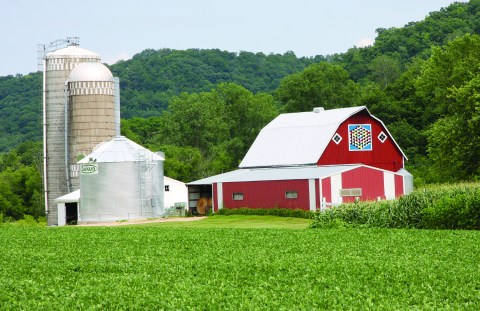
[285,191,298,199]
[339,188,362,197]
[232,192,244,200]
[165,185,170,192]
[378,131,387,143]
[348,124,372,151]
[332,133,342,145]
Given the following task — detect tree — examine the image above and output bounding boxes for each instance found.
[415,34,480,181]
[426,77,480,180]
[0,141,44,219]
[159,145,205,182]
[415,34,480,119]
[216,83,278,166]
[369,55,401,88]
[122,83,279,181]
[276,63,360,112]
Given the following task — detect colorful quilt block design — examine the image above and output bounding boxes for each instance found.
[348,124,372,151]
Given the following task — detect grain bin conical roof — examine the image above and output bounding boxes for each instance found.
[78,136,164,163]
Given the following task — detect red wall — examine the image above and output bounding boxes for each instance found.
[214,167,405,211]
[321,178,331,203]
[341,167,385,202]
[395,175,404,198]
[213,183,218,212]
[220,180,310,210]
[317,111,404,172]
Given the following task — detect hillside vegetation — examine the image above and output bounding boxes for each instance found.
[1,1,480,219]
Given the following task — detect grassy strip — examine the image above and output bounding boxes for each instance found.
[311,182,480,229]
[215,207,314,219]
[0,225,479,309]
[148,215,311,229]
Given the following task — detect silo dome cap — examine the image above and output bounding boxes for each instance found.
[69,62,114,82]
[46,45,100,59]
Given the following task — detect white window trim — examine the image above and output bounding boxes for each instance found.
[332,133,342,145]
[232,192,244,201]
[378,131,388,143]
[285,191,298,199]
[339,188,362,197]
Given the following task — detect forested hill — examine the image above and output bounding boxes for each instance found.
[110,49,324,118]
[0,73,42,152]
[334,0,479,80]
[0,51,322,151]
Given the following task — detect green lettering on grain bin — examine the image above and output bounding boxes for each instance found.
[81,164,98,175]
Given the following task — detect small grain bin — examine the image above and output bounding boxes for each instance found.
[77,136,164,222]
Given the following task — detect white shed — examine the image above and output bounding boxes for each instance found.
[55,189,80,226]
[164,176,188,210]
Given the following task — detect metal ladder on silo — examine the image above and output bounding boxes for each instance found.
[137,149,146,216]
[137,149,155,217]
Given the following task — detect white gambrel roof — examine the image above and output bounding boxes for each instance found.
[78,136,164,163]
[239,106,406,168]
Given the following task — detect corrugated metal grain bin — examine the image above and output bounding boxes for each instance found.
[78,136,164,222]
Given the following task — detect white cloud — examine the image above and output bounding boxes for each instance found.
[356,38,374,48]
[104,52,131,65]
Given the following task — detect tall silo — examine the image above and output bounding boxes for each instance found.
[78,136,165,222]
[67,62,116,191]
[42,41,118,226]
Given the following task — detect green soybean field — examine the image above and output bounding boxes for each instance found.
[1,221,479,310]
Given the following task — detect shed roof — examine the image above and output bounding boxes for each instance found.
[188,164,365,185]
[78,136,164,163]
[239,106,406,168]
[55,189,80,203]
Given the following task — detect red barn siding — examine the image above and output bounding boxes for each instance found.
[341,166,385,202]
[315,179,320,210]
[221,180,310,210]
[395,175,404,198]
[212,183,218,212]
[317,111,403,172]
[321,178,332,203]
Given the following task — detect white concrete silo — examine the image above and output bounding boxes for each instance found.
[43,42,119,226]
[77,136,165,222]
[67,62,116,191]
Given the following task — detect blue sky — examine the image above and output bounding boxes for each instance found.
[0,0,466,76]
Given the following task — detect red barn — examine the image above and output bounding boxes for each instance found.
[188,106,413,213]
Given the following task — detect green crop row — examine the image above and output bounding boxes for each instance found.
[215,207,314,219]
[311,182,480,229]
[0,226,479,309]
